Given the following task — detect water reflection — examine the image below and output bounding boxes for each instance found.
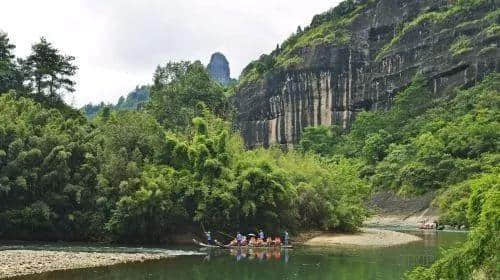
[227,248,289,262]
[201,247,291,262]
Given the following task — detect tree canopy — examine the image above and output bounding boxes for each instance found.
[0,32,23,93]
[148,61,229,131]
[22,37,77,103]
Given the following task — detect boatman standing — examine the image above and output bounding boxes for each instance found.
[205,231,213,245]
[259,230,264,240]
[284,230,289,245]
[236,232,243,246]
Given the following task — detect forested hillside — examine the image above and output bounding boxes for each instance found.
[82,85,150,119]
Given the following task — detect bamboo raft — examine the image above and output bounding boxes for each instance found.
[193,239,293,249]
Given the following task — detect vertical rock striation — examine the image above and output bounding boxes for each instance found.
[235,0,499,148]
[207,52,232,86]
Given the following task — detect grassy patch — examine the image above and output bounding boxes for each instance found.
[484,23,500,38]
[275,5,362,68]
[294,24,350,50]
[485,8,500,22]
[450,36,473,57]
[275,25,351,69]
[238,67,261,88]
[282,1,368,52]
[275,55,305,69]
[456,18,482,29]
[478,44,498,56]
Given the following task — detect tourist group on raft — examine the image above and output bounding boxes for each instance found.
[204,230,289,247]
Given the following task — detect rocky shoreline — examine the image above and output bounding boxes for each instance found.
[0,250,170,279]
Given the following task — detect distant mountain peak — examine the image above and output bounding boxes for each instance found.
[207,52,231,86]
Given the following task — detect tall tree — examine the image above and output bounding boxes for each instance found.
[23,37,77,102]
[148,61,228,131]
[0,32,22,93]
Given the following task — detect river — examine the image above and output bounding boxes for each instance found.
[7,230,466,280]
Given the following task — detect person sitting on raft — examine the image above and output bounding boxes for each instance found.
[274,236,282,246]
[241,235,248,246]
[254,237,265,247]
[229,238,238,246]
[248,236,258,247]
[266,237,273,246]
[253,230,265,246]
[236,232,243,246]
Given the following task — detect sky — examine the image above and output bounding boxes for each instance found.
[1,0,340,107]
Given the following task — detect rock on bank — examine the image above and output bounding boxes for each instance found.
[0,250,169,279]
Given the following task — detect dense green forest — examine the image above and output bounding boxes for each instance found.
[1,2,499,275]
[0,33,368,242]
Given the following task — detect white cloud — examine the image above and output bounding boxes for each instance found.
[1,0,340,107]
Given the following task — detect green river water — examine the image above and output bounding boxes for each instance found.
[6,230,466,280]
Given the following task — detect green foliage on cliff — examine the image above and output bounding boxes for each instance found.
[277,23,351,66]
[238,0,372,88]
[376,0,492,60]
[238,55,274,87]
[484,23,500,38]
[450,36,473,57]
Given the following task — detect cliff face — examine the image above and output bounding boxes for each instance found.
[207,52,232,86]
[235,0,499,148]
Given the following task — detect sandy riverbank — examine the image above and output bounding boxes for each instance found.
[304,228,421,247]
[0,250,170,279]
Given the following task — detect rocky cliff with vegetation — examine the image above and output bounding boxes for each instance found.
[235,0,499,148]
